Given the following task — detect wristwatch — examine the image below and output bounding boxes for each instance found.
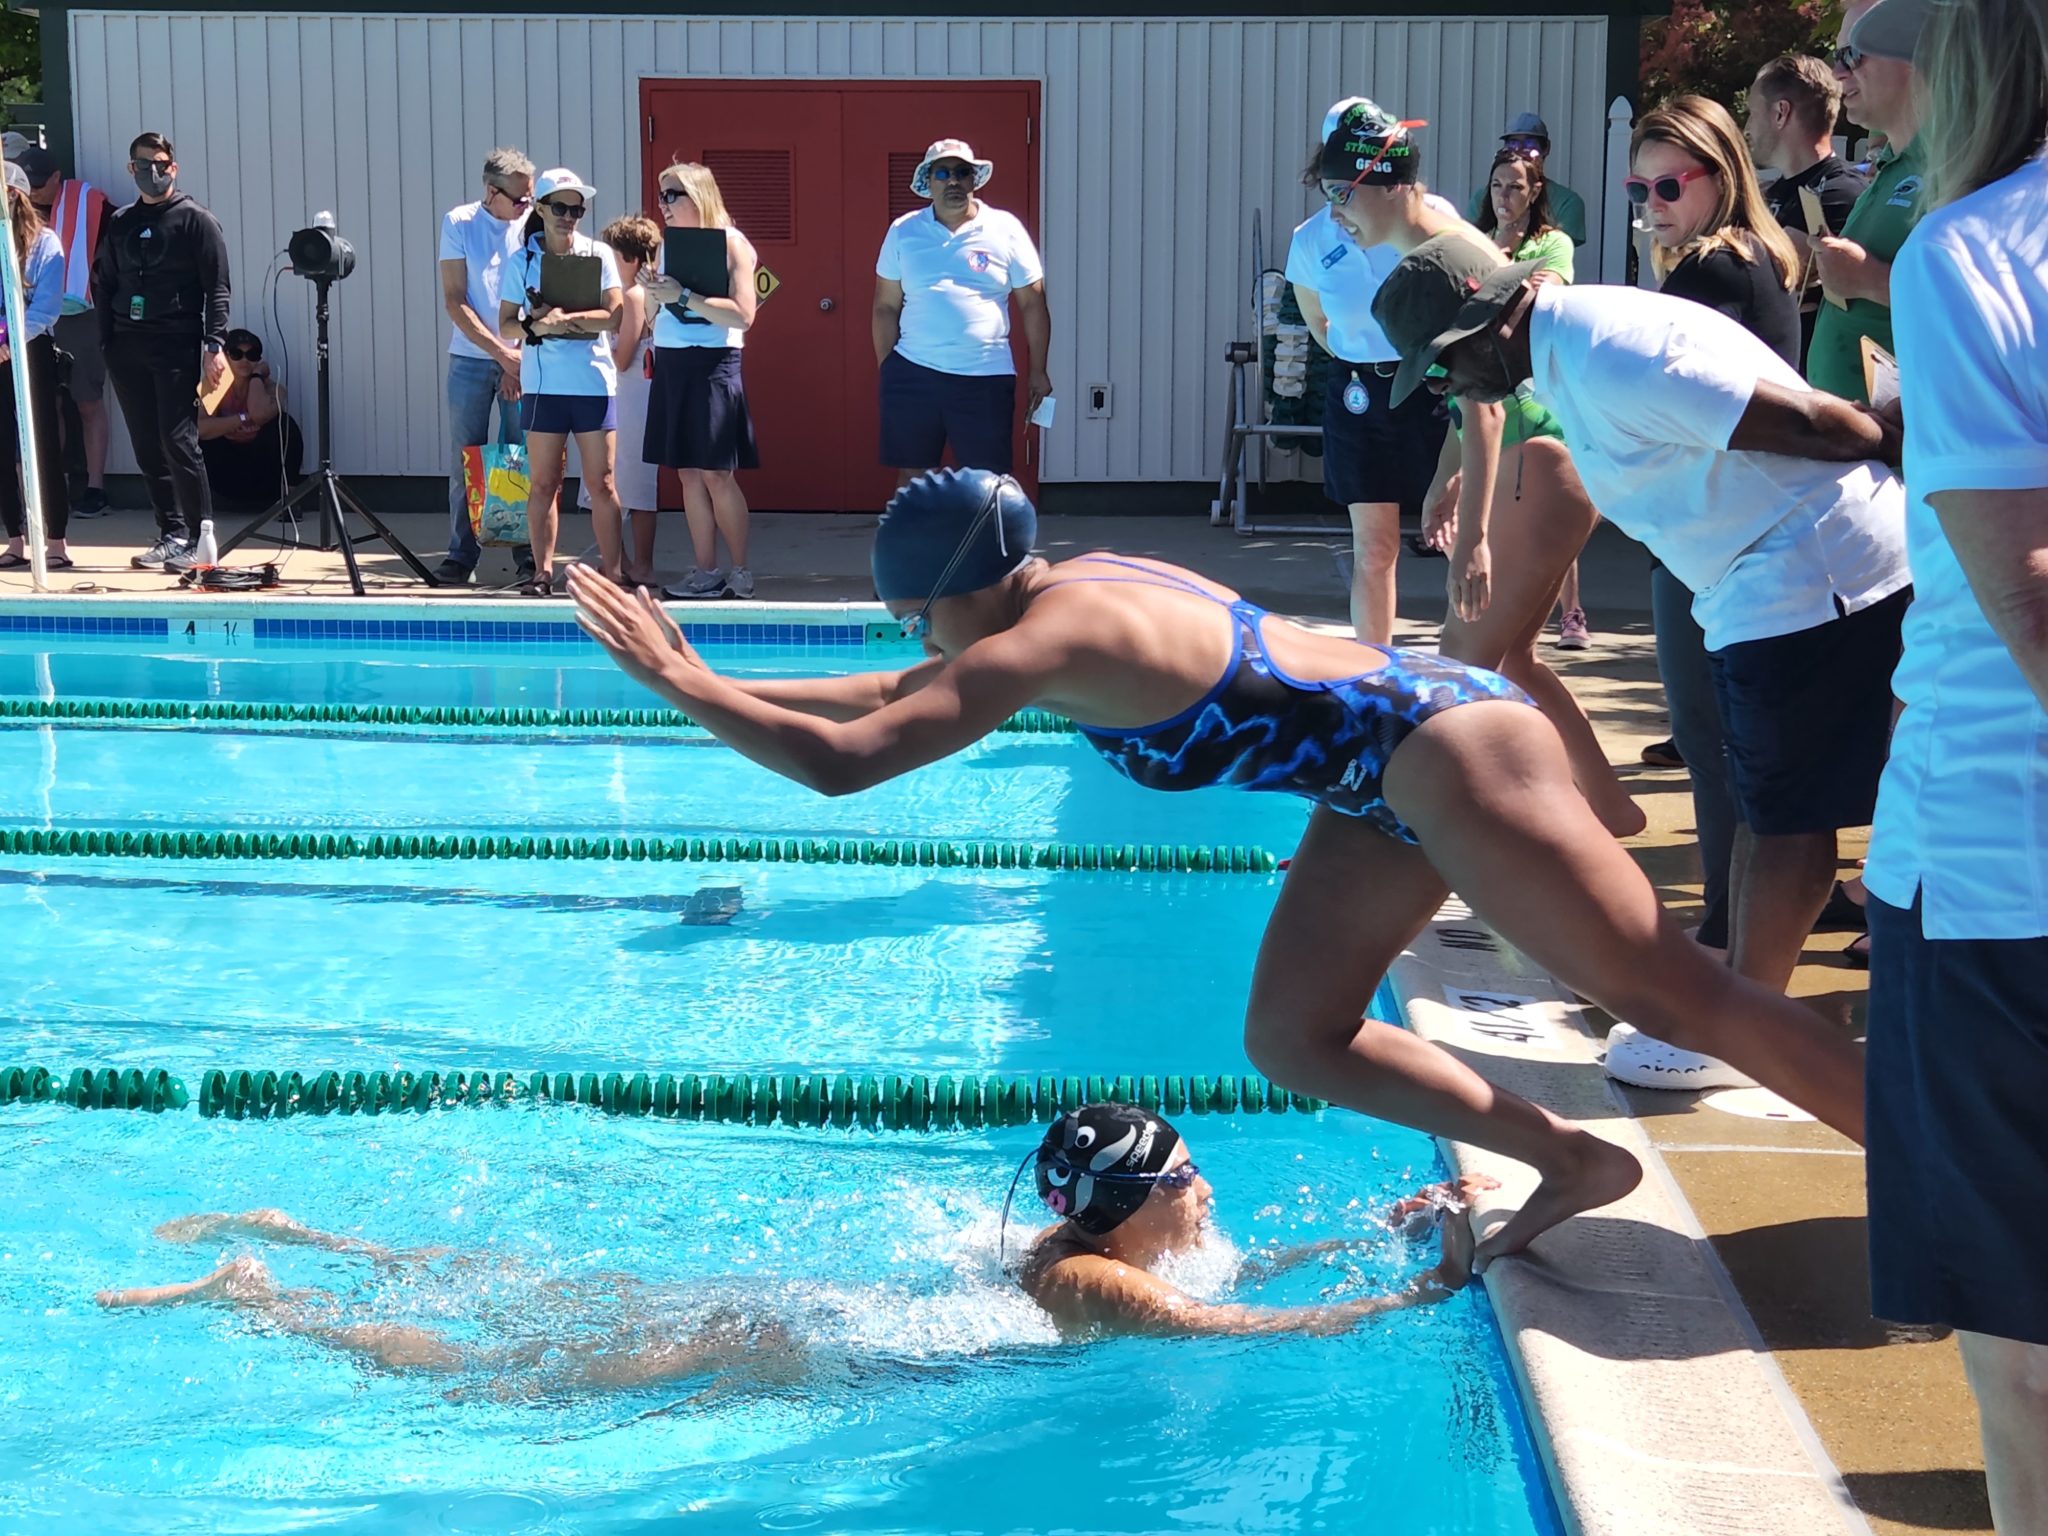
[520,314,541,344]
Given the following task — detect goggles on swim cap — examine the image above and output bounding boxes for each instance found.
[874,468,1037,622]
[899,475,1008,639]
[997,1105,1188,1266]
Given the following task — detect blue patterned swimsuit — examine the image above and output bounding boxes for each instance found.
[1059,557,1535,843]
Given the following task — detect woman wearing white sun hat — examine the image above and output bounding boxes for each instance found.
[871,137,1050,490]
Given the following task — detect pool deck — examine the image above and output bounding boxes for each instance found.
[6,504,1991,1535]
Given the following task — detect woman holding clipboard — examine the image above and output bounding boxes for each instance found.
[639,162,761,600]
[498,166,625,596]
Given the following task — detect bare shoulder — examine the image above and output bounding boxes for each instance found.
[727,227,759,264]
[1019,1236,1200,1336]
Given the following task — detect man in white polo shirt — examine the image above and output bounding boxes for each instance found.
[1375,235,1907,1009]
[871,138,1050,489]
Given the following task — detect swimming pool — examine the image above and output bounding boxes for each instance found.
[0,613,1562,1536]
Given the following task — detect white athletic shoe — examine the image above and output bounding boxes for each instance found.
[1602,1022,1754,1092]
[663,566,725,600]
[724,565,755,599]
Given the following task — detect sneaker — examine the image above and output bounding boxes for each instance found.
[1556,608,1591,650]
[131,536,189,571]
[1640,737,1686,769]
[71,488,110,518]
[724,565,756,599]
[663,566,726,600]
[433,560,475,585]
[163,545,205,573]
[1602,1022,1754,1092]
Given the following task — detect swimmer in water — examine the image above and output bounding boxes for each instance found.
[567,468,1865,1267]
[1014,1104,1487,1336]
[95,1209,798,1393]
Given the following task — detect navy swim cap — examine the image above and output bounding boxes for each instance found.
[1034,1104,1183,1235]
[1318,96,1423,186]
[871,468,1037,605]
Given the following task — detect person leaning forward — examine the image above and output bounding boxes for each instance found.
[871,139,1050,490]
[92,131,230,573]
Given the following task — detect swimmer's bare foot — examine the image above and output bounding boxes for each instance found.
[1472,1134,1641,1272]
[97,1255,274,1310]
[154,1208,305,1245]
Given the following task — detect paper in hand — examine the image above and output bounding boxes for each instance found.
[1800,187,1849,310]
[1028,395,1056,429]
[1860,335,1899,413]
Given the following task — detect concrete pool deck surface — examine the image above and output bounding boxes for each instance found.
[1,504,1993,1534]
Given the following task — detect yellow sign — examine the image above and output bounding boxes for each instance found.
[755,266,781,301]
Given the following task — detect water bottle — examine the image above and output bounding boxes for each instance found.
[193,519,218,567]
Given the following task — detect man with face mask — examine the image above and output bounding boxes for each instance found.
[91,130,232,571]
[1373,238,1907,1062]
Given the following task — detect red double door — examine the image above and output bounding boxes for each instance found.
[640,80,1041,513]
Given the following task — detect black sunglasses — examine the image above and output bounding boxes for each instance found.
[488,184,533,209]
[131,158,172,172]
[658,187,690,206]
[226,347,261,361]
[1829,43,1866,70]
[541,200,587,220]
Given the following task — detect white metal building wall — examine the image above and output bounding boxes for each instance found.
[68,11,1610,484]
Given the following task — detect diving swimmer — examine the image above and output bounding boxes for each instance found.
[566,468,1867,1265]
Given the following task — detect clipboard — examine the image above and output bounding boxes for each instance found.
[197,363,236,415]
[663,228,730,299]
[1860,335,1899,412]
[1799,186,1849,310]
[538,252,602,313]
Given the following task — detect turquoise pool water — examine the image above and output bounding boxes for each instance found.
[0,627,1560,1535]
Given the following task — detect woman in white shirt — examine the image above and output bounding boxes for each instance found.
[585,215,661,587]
[0,175,72,570]
[497,167,623,597]
[1851,0,2048,1524]
[639,162,760,601]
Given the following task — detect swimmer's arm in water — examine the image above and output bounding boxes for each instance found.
[570,569,1069,796]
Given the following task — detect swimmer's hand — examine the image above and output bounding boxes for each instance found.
[1448,533,1492,622]
[569,568,708,693]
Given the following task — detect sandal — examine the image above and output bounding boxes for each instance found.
[0,552,26,570]
[48,555,73,570]
[517,571,554,598]
[1843,932,1871,969]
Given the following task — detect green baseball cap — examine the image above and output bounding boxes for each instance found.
[1371,234,1541,404]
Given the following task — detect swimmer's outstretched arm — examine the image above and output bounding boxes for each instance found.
[1234,1175,1501,1284]
[1036,1213,1475,1339]
[570,567,1066,795]
[726,658,945,721]
[151,1207,430,1264]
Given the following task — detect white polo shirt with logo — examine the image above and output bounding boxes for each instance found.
[1527,282,1908,652]
[876,203,1043,378]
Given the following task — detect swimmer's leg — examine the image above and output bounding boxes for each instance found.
[1437,441,1643,839]
[1385,700,1864,1258]
[153,1209,454,1267]
[98,1256,467,1373]
[1242,809,1642,1267]
[550,1314,804,1393]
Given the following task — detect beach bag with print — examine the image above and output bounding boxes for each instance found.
[463,442,530,548]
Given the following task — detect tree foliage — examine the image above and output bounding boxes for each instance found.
[1640,0,1843,111]
[0,10,40,104]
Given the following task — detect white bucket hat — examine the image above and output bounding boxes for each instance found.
[911,139,993,199]
[532,166,596,204]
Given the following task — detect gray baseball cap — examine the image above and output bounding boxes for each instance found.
[1849,0,1933,59]
[1372,234,1541,404]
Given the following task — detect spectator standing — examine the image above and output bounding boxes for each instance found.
[1806,0,1925,401]
[1851,1,2048,1528]
[638,163,760,600]
[16,146,112,518]
[872,139,1050,489]
[1628,95,1804,964]
[437,147,534,584]
[1375,241,1907,1012]
[1744,53,1868,368]
[0,166,72,569]
[497,168,623,596]
[198,327,299,512]
[585,216,659,588]
[1286,98,1454,644]
[1464,113,1587,245]
[92,132,229,573]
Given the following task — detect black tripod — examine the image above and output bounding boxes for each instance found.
[217,278,439,594]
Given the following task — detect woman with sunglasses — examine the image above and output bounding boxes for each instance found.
[1015,1104,1482,1336]
[1323,104,1642,837]
[197,328,298,512]
[0,168,70,571]
[639,162,761,601]
[568,468,1871,1267]
[1626,97,1805,967]
[498,167,625,597]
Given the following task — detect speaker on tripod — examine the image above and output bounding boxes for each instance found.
[216,217,439,594]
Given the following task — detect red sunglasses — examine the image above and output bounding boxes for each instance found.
[1623,166,1714,205]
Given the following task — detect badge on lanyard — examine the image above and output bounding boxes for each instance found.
[1343,373,1370,415]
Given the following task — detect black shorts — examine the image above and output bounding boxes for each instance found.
[645,347,759,472]
[520,392,615,437]
[1866,893,2048,1345]
[878,352,1015,473]
[1320,361,1450,515]
[1707,587,1907,835]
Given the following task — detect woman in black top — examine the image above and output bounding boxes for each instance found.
[1629,95,1802,364]
[1624,95,1804,959]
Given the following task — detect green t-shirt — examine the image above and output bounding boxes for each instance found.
[1805,137,1925,401]
[1466,179,1587,246]
[1508,227,1574,282]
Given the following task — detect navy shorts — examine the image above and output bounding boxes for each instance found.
[1320,361,1450,515]
[520,392,615,437]
[1707,587,1907,835]
[1867,893,2048,1345]
[879,352,1015,473]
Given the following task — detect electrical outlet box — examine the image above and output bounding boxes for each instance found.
[1085,384,1112,418]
